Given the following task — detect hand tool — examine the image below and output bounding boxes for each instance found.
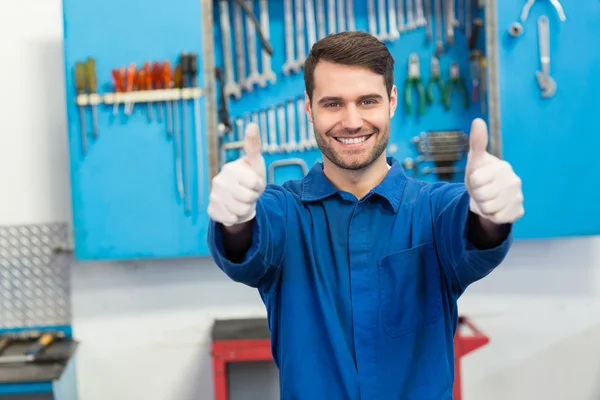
[468,18,483,102]
[378,0,389,40]
[417,153,465,162]
[236,117,245,142]
[396,0,406,33]
[287,100,298,151]
[316,0,327,40]
[305,0,318,48]
[404,54,426,115]
[0,332,61,364]
[219,0,241,98]
[244,0,262,90]
[406,0,416,30]
[282,0,296,75]
[74,62,87,154]
[162,62,174,137]
[267,107,279,153]
[180,53,192,213]
[337,0,346,32]
[258,0,277,86]
[457,0,464,28]
[434,0,444,55]
[308,116,317,148]
[111,67,126,117]
[421,165,464,175]
[510,0,566,36]
[443,63,469,110]
[466,0,472,40]
[268,158,310,184]
[173,63,185,200]
[328,0,336,34]
[151,62,164,122]
[445,0,455,46]
[125,63,136,115]
[368,0,378,37]
[85,58,99,138]
[259,110,269,152]
[424,0,432,41]
[231,0,274,53]
[426,56,444,104]
[297,97,309,150]
[346,0,356,31]
[415,0,426,27]
[187,52,204,208]
[143,62,153,122]
[277,104,287,152]
[479,56,487,114]
[294,0,307,70]
[536,16,556,98]
[233,1,248,90]
[388,0,400,40]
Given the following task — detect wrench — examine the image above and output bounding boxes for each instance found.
[277,104,288,152]
[337,0,346,32]
[233,2,247,89]
[434,0,444,55]
[406,0,416,30]
[536,16,556,98]
[267,107,279,153]
[378,0,389,40]
[259,110,269,152]
[259,0,276,86]
[316,0,327,40]
[346,0,356,31]
[219,0,241,98]
[245,0,261,90]
[287,100,298,152]
[396,0,406,32]
[297,97,309,150]
[305,0,318,47]
[282,0,296,75]
[368,0,378,37]
[445,0,455,46]
[308,114,317,148]
[294,0,306,71]
[388,0,400,40]
[328,0,336,34]
[415,0,426,27]
[466,0,472,41]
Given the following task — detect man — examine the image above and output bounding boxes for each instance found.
[207,31,523,399]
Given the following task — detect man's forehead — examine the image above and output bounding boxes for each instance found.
[312,61,387,99]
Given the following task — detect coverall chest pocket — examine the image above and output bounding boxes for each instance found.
[377,241,443,338]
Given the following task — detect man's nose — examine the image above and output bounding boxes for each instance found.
[341,106,363,131]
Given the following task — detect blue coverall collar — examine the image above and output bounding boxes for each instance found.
[301,157,407,212]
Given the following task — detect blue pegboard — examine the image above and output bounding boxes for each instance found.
[494,0,600,239]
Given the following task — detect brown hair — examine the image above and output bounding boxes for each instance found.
[303,31,395,103]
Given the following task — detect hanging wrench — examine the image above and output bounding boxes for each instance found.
[536,16,556,98]
[259,109,269,152]
[446,0,455,46]
[282,0,296,75]
[396,0,406,32]
[466,0,472,41]
[297,97,309,150]
[368,0,378,37]
[424,0,432,41]
[337,0,346,32]
[219,0,241,98]
[378,0,389,40]
[406,0,416,30]
[346,0,356,31]
[316,0,327,40]
[305,0,318,47]
[277,104,288,152]
[287,100,298,152]
[294,0,306,71]
[258,0,276,86]
[267,107,279,153]
[233,2,247,89]
[415,0,426,27]
[388,0,400,40]
[245,0,261,90]
[328,0,337,34]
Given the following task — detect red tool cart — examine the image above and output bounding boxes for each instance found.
[211,316,489,400]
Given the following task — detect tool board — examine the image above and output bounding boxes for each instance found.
[61,0,600,261]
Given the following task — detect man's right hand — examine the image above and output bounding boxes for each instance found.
[207,122,266,227]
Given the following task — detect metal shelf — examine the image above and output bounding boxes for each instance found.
[75,88,203,106]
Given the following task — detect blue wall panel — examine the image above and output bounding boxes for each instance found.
[495,0,600,239]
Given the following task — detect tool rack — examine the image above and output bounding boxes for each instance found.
[60,0,600,261]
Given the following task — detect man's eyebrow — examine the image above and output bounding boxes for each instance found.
[317,93,384,105]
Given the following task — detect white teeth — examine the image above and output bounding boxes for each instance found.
[337,136,368,144]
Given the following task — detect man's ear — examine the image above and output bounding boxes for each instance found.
[304,91,313,123]
[389,85,398,118]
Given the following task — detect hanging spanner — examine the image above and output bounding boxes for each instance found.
[282,0,296,75]
[259,0,277,86]
[233,2,247,89]
[346,0,356,31]
[267,107,279,153]
[424,0,432,41]
[536,16,556,98]
[294,0,307,70]
[305,0,318,47]
[397,0,406,33]
[287,100,298,151]
[415,0,426,27]
[277,104,288,152]
[316,0,327,40]
[445,0,455,46]
[368,0,378,37]
[406,0,416,30]
[378,0,389,40]
[245,0,261,90]
[219,0,241,98]
[337,0,346,32]
[297,97,309,150]
[328,0,337,34]
[434,0,444,55]
[388,0,400,40]
[259,110,269,153]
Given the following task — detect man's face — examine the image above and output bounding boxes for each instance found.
[305,61,397,171]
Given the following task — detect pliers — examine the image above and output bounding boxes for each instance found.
[426,56,444,105]
[404,54,426,115]
[442,62,469,110]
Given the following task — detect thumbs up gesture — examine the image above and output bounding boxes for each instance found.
[465,119,524,224]
[207,123,267,226]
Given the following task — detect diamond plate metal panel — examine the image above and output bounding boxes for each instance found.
[0,222,72,328]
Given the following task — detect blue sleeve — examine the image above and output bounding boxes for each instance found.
[207,186,287,291]
[430,183,513,294]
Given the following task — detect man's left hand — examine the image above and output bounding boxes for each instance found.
[465,118,525,225]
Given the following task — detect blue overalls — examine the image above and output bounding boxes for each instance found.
[208,157,512,399]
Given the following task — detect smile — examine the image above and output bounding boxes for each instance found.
[334,135,372,145]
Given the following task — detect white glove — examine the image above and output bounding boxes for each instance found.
[207,123,266,226]
[465,118,525,224]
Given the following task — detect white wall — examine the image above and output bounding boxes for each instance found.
[2,1,600,399]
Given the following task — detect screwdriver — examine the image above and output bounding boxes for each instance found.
[111,67,126,116]
[74,62,87,154]
[125,63,136,115]
[188,52,204,209]
[173,62,185,202]
[178,55,191,213]
[151,62,164,122]
[85,58,99,138]
[162,61,174,136]
[143,62,153,122]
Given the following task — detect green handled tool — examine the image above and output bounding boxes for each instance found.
[404,53,426,116]
[443,62,469,110]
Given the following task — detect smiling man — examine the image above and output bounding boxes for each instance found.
[207,31,524,399]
